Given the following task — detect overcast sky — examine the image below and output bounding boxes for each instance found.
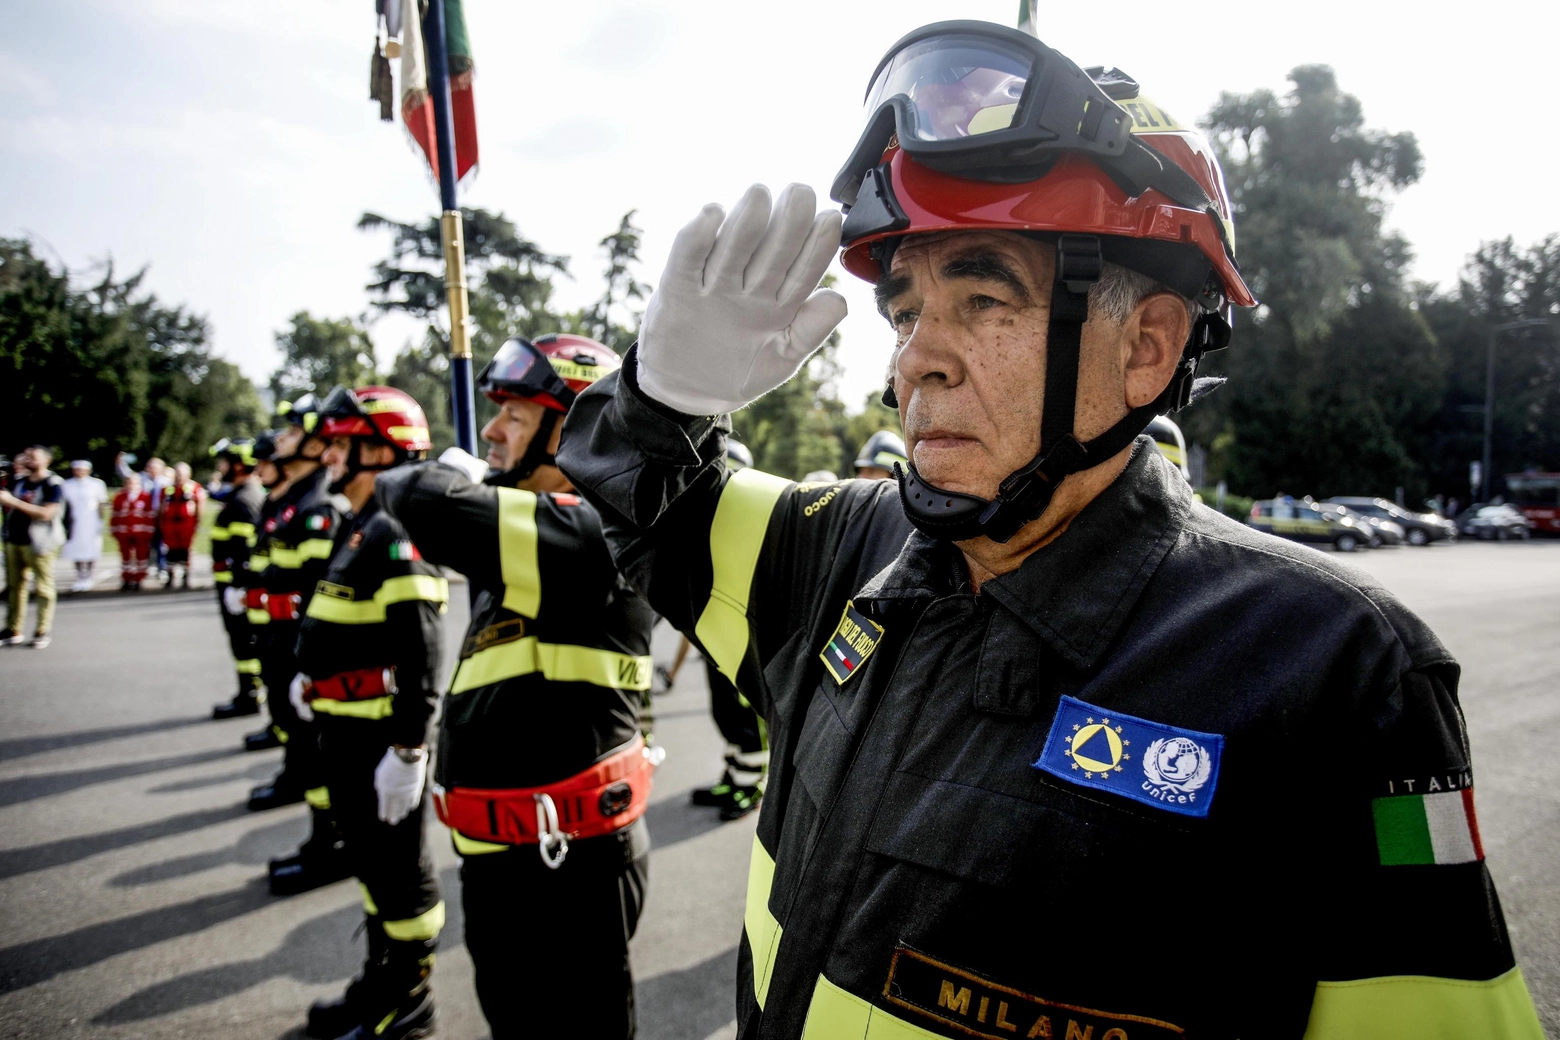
[2,0,1553,409]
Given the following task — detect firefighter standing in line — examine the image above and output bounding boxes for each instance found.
[374,334,656,1040]
[557,22,1543,1038]
[238,431,286,741]
[210,438,268,719]
[248,397,352,895]
[290,386,446,1040]
[851,429,907,481]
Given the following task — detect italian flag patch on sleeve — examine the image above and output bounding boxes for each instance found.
[1372,788,1484,866]
[389,540,421,562]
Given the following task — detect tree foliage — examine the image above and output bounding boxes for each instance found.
[269,311,378,404]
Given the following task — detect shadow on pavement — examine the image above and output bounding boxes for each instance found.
[643,797,734,853]
[148,757,278,793]
[636,946,739,1040]
[108,815,308,887]
[0,716,214,762]
[0,803,253,880]
[0,747,243,808]
[88,867,463,1024]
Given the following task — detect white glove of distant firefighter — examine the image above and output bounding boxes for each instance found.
[437,446,489,483]
[289,673,314,722]
[636,183,848,416]
[375,746,428,826]
[221,586,246,616]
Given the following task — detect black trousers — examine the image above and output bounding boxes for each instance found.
[260,620,321,788]
[318,717,441,931]
[460,820,650,1040]
[706,659,764,755]
[215,586,261,692]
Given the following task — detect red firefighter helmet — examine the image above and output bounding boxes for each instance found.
[479,334,622,412]
[318,385,433,454]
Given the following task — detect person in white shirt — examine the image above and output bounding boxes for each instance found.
[61,461,109,592]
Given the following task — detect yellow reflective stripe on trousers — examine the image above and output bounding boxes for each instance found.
[383,900,446,942]
[745,834,784,1010]
[451,829,510,856]
[305,574,450,624]
[449,637,652,694]
[304,786,331,809]
[497,488,541,618]
[234,658,262,675]
[800,975,947,1039]
[1302,967,1543,1039]
[696,469,790,684]
[359,882,379,915]
[269,538,335,569]
[214,571,233,583]
[312,696,394,720]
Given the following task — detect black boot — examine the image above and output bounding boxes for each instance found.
[243,726,283,752]
[270,812,351,895]
[248,772,305,811]
[213,691,262,719]
[335,938,438,1040]
[306,916,386,1038]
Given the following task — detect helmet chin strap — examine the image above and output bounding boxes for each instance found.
[329,441,398,496]
[490,409,562,487]
[893,234,1182,545]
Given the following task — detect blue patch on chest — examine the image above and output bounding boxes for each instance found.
[1035,695,1224,818]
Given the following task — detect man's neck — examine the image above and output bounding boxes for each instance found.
[344,476,376,514]
[956,444,1134,593]
[515,465,574,495]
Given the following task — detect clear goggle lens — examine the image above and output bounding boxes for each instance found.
[863,35,1033,142]
[485,340,541,386]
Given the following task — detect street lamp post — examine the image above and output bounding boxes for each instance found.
[1483,318,1551,502]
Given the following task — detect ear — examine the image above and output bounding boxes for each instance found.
[1123,293,1192,409]
[545,413,565,454]
[366,443,398,468]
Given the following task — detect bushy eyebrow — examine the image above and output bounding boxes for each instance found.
[875,249,1034,319]
[874,273,912,319]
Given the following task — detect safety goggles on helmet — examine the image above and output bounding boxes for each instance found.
[479,336,616,412]
[318,385,433,453]
[277,393,324,434]
[833,22,1218,218]
[319,385,376,439]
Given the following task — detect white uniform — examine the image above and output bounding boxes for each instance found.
[61,476,108,562]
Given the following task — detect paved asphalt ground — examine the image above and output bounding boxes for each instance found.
[1,539,1557,1039]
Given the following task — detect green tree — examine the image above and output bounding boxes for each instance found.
[269,311,378,404]
[1189,66,1443,500]
[579,210,650,351]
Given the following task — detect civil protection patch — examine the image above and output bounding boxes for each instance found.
[1035,695,1223,818]
[819,600,883,686]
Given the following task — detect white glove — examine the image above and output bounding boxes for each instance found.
[374,746,428,825]
[438,446,489,483]
[637,183,847,415]
[222,586,246,615]
[289,673,314,722]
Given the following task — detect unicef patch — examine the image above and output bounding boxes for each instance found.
[1035,695,1223,818]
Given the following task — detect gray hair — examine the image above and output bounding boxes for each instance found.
[1088,261,1195,325]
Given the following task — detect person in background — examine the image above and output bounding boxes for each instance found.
[117,453,171,580]
[61,460,109,593]
[0,446,66,648]
[803,470,838,482]
[159,461,203,589]
[209,438,268,720]
[110,473,156,591]
[852,429,908,480]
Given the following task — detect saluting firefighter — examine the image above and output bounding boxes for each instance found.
[557,20,1544,1040]
[375,334,657,1040]
[289,386,447,1040]
[209,438,268,719]
[247,397,352,896]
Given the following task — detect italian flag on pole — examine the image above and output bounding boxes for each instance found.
[1372,788,1485,866]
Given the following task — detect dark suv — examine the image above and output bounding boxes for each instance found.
[1325,497,1456,546]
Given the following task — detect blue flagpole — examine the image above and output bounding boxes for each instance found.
[422,0,479,455]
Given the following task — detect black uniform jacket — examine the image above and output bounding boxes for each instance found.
[557,358,1540,1040]
[376,462,656,854]
[209,479,265,586]
[295,498,447,749]
[254,470,348,634]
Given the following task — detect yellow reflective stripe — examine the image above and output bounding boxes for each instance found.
[383,900,445,941]
[227,522,256,538]
[375,1010,396,1036]
[497,488,541,618]
[304,786,331,810]
[209,525,231,541]
[745,834,783,1011]
[247,609,270,625]
[250,552,269,570]
[800,975,945,1039]
[1303,967,1543,1039]
[269,539,335,568]
[312,696,395,720]
[448,637,652,695]
[271,725,288,744]
[305,574,450,624]
[234,658,262,675]
[696,469,790,684]
[359,881,379,916]
[214,571,233,583]
[1154,441,1186,467]
[451,829,511,856]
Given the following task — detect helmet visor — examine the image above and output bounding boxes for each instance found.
[479,338,574,409]
[863,34,1033,143]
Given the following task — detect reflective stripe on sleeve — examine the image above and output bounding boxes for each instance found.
[695,469,790,684]
[382,901,446,942]
[234,658,262,675]
[305,574,450,624]
[227,522,256,540]
[1302,967,1543,1039]
[311,696,394,720]
[799,975,945,1039]
[209,525,230,542]
[497,488,541,619]
[745,834,784,1011]
[269,539,335,569]
[448,637,651,695]
[451,830,510,856]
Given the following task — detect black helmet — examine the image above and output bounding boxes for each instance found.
[854,430,908,472]
[726,440,754,470]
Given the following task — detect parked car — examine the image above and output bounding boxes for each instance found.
[1326,497,1457,545]
[1250,498,1373,551]
[1454,503,1534,541]
[1321,503,1404,546]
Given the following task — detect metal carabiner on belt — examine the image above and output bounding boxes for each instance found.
[534,792,570,869]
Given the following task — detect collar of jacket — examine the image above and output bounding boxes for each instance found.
[858,440,1190,670]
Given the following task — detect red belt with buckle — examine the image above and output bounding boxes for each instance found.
[245,588,267,610]
[266,593,301,621]
[433,737,656,847]
[312,667,394,702]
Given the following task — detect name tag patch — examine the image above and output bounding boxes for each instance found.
[1035,695,1223,818]
[883,946,1184,1039]
[819,600,883,685]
